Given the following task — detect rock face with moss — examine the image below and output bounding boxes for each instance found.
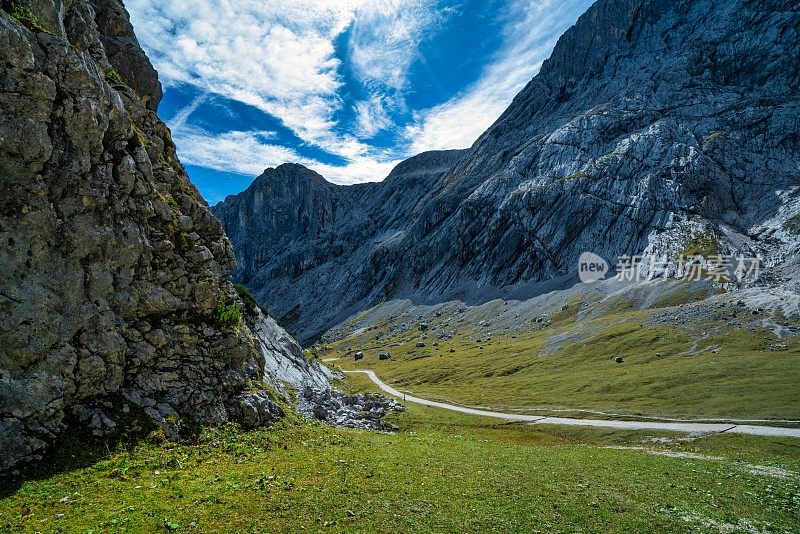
[215,0,800,342]
[0,0,329,471]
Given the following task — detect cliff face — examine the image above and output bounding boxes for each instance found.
[213,151,463,340]
[216,0,800,342]
[0,0,327,471]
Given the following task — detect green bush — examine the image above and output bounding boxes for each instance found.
[562,171,588,181]
[784,213,800,235]
[130,122,148,147]
[680,233,719,258]
[213,302,242,328]
[5,1,50,33]
[104,67,125,87]
[234,284,260,318]
[303,349,318,363]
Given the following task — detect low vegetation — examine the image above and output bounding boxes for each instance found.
[648,285,712,309]
[234,283,261,318]
[324,300,800,420]
[213,302,242,328]
[702,131,724,148]
[130,121,148,147]
[1,385,798,533]
[104,67,125,87]
[680,233,720,258]
[2,1,51,34]
[785,213,800,235]
[560,171,589,182]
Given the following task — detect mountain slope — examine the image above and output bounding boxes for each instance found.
[0,0,328,471]
[215,0,800,342]
[214,151,464,338]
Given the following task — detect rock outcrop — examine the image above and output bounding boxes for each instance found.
[215,0,800,342]
[298,386,404,432]
[0,0,330,471]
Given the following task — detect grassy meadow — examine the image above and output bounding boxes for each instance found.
[3,291,798,533]
[322,298,800,421]
[1,374,798,533]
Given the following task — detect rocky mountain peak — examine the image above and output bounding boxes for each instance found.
[383,150,464,180]
[216,0,800,343]
[255,163,326,185]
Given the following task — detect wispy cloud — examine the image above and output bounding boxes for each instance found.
[348,0,449,91]
[353,94,393,139]
[404,0,593,153]
[172,126,400,186]
[168,92,210,131]
[127,0,592,191]
[346,1,456,141]
[127,0,433,180]
[171,128,292,177]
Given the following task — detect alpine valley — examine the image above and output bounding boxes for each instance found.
[214,0,800,422]
[1,0,799,532]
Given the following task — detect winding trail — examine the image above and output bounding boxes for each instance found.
[344,370,800,439]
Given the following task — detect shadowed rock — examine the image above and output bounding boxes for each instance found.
[0,0,328,471]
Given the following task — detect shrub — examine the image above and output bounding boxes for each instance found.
[304,349,318,363]
[4,2,50,33]
[233,284,260,318]
[702,131,724,148]
[214,302,242,328]
[562,171,588,181]
[104,67,125,87]
[681,233,719,258]
[130,122,148,147]
[784,213,800,235]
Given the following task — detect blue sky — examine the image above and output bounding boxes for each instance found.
[127,0,594,204]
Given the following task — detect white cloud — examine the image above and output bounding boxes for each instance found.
[168,92,209,131]
[127,0,433,181]
[173,127,297,177]
[348,0,448,91]
[404,0,592,153]
[315,156,402,185]
[172,126,400,187]
[353,95,393,138]
[346,1,455,141]
[127,0,592,187]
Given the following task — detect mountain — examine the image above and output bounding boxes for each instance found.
[214,151,463,339]
[215,0,800,342]
[0,0,329,471]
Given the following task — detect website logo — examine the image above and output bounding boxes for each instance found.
[577,252,609,283]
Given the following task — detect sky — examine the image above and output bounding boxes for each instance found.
[127,0,594,204]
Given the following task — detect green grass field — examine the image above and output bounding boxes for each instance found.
[1,374,798,533]
[323,301,800,421]
[4,293,798,532]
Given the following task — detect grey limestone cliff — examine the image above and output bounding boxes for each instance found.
[215,0,800,342]
[0,0,328,471]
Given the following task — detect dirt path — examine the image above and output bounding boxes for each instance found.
[344,370,800,438]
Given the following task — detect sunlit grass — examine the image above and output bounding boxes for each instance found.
[2,393,798,533]
[324,300,800,420]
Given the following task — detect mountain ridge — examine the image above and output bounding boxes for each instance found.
[215,0,799,343]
